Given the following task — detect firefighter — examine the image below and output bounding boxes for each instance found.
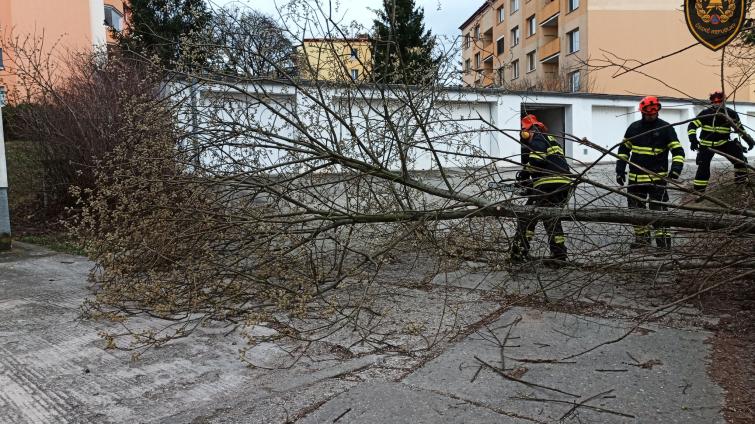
[510,114,573,263]
[687,90,754,194]
[616,96,685,250]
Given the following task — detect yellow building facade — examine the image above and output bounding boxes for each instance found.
[298,37,372,82]
[460,0,755,101]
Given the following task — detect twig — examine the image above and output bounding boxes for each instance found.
[613,42,698,77]
[560,389,614,421]
[474,356,580,398]
[332,407,351,423]
[511,395,635,419]
[500,315,522,370]
[506,356,576,365]
[470,364,484,383]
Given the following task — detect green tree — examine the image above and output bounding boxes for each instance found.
[371,0,439,84]
[117,0,211,69]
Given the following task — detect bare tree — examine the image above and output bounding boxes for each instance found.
[207,6,295,78]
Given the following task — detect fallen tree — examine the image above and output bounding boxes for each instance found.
[3,0,745,361]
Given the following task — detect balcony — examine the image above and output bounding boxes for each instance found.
[538,0,560,27]
[482,28,494,47]
[480,10,494,34]
[539,37,560,63]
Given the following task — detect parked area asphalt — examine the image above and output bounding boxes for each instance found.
[0,238,727,424]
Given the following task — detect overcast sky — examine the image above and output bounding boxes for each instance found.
[209,0,481,38]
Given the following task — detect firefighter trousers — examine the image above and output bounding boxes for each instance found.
[512,183,570,260]
[627,182,670,248]
[693,142,748,192]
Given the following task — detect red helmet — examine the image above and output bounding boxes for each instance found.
[709,90,724,104]
[639,96,661,114]
[521,114,545,131]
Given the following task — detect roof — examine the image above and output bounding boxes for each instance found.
[444,86,755,106]
[458,1,491,31]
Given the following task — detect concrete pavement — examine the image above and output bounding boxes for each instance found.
[0,238,727,423]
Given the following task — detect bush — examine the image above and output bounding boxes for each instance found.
[6,47,162,218]
[1,103,34,141]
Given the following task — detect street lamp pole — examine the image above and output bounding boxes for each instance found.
[0,87,11,250]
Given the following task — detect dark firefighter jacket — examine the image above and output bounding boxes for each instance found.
[616,118,685,183]
[522,132,571,188]
[687,106,744,147]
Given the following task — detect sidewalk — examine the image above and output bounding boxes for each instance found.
[0,243,726,423]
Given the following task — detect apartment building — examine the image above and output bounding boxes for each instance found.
[460,0,755,101]
[104,1,129,48]
[0,0,126,100]
[298,38,373,82]
[461,0,585,91]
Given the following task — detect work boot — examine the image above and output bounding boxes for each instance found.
[509,243,531,264]
[692,186,706,203]
[509,251,533,264]
[544,253,569,268]
[654,236,672,256]
[549,243,568,261]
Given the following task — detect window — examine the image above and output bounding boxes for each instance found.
[527,51,536,72]
[511,26,520,47]
[527,15,536,37]
[474,25,480,41]
[569,0,580,12]
[568,28,580,53]
[511,0,520,13]
[351,69,359,80]
[465,59,471,72]
[350,48,359,60]
[570,70,581,92]
[512,60,520,80]
[496,37,505,55]
[0,48,4,70]
[498,6,505,23]
[475,52,481,68]
[104,5,123,31]
[464,33,471,49]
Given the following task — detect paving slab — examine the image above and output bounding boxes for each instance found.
[404,307,725,423]
[0,240,728,424]
[0,244,398,423]
[299,382,532,424]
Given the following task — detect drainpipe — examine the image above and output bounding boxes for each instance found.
[0,87,10,250]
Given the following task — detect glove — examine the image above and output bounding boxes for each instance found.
[690,139,699,152]
[616,173,626,186]
[669,169,681,180]
[515,171,532,189]
[747,139,755,152]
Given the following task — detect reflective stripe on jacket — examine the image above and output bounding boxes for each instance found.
[523,132,572,188]
[616,118,684,178]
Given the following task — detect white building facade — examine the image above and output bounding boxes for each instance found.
[192,83,755,173]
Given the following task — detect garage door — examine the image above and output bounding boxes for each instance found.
[591,106,632,163]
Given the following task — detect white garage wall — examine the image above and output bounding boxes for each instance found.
[734,106,755,159]
[194,83,755,170]
[590,106,632,162]
[658,108,686,142]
